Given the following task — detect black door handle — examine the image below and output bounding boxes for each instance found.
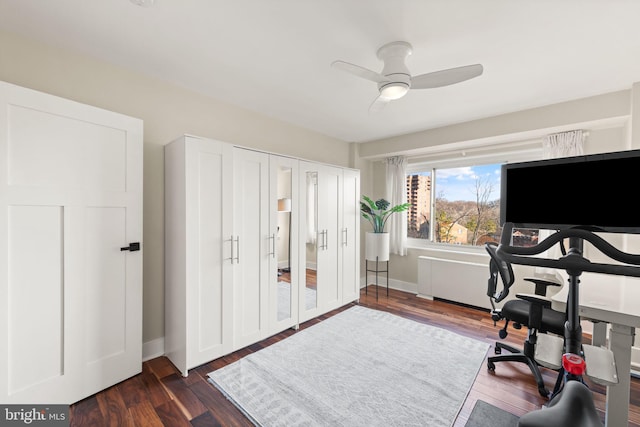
[120,242,141,252]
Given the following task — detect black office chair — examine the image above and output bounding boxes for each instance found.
[485,242,566,397]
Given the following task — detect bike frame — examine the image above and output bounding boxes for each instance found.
[497,222,640,392]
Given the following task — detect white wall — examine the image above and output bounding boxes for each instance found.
[359,90,631,160]
[0,30,352,347]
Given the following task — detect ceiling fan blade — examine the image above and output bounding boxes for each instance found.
[368,95,390,114]
[411,64,483,89]
[331,60,390,84]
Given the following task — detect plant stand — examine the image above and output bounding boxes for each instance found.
[365,257,389,300]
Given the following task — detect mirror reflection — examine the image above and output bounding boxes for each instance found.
[276,166,292,321]
[304,171,318,311]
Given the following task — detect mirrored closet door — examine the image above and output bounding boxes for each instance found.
[299,162,320,322]
[270,155,298,334]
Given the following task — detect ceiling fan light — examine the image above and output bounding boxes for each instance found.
[380,83,409,100]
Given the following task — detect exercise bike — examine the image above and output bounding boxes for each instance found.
[495,222,640,427]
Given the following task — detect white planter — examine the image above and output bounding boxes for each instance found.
[365,232,390,262]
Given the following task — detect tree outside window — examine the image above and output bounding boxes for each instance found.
[407,163,537,247]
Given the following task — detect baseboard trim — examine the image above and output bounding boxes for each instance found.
[360,276,417,294]
[143,337,165,361]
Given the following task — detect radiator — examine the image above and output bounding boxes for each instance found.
[418,256,491,309]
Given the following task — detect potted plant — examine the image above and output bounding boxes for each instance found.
[360,195,410,261]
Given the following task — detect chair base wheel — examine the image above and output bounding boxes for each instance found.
[494,346,502,355]
[487,361,496,371]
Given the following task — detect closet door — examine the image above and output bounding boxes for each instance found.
[269,155,299,334]
[319,165,343,312]
[341,169,360,303]
[299,161,321,322]
[299,162,344,320]
[164,136,234,376]
[0,81,143,404]
[233,148,270,348]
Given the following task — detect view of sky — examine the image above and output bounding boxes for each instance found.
[435,163,502,202]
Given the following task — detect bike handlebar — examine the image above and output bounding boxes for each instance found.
[497,223,640,278]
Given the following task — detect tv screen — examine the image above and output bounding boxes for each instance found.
[501,149,640,234]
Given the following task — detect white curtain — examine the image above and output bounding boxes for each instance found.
[386,156,407,256]
[543,130,585,158]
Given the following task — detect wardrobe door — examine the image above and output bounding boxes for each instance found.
[0,81,143,404]
[319,165,343,312]
[233,148,270,348]
[298,161,321,322]
[165,136,234,376]
[342,169,360,303]
[270,155,299,334]
[299,162,345,320]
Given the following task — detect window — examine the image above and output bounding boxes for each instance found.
[405,146,542,248]
[407,163,503,246]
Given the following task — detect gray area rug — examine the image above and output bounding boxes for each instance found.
[465,400,519,427]
[208,305,489,426]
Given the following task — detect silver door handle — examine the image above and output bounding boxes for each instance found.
[269,234,276,258]
[234,236,240,264]
[343,228,348,246]
[228,235,234,264]
[323,229,328,250]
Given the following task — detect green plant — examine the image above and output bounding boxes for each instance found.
[360,195,411,233]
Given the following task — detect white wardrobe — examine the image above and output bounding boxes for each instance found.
[0,81,143,404]
[164,135,359,376]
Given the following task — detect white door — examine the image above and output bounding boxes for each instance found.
[0,81,143,404]
[233,148,270,348]
[188,138,234,370]
[319,165,343,312]
[184,137,233,373]
[342,169,360,303]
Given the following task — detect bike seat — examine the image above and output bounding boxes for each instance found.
[517,380,603,427]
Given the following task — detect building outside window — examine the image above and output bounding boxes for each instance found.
[406,173,431,239]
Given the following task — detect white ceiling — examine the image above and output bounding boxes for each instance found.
[2,0,640,143]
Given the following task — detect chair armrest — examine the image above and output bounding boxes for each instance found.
[516,293,553,330]
[516,293,553,309]
[524,276,562,296]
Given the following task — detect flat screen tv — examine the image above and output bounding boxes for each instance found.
[501,149,640,234]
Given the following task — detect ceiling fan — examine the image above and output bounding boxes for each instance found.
[331,41,483,113]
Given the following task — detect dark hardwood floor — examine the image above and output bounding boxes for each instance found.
[70,286,640,426]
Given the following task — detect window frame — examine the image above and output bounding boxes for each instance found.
[405,144,543,251]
